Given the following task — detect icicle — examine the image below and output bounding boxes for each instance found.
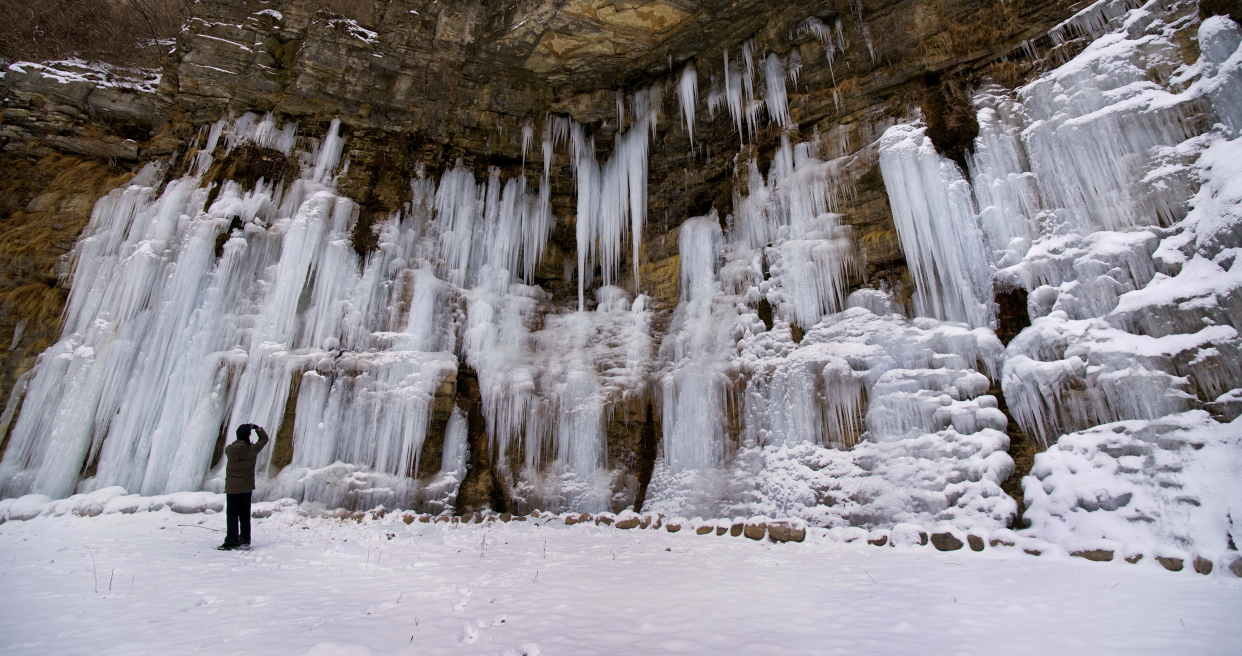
[569,85,661,308]
[226,112,298,156]
[677,63,698,144]
[764,53,791,129]
[706,74,725,119]
[521,122,534,166]
[723,48,746,142]
[1050,0,1144,45]
[741,40,761,138]
[311,118,344,185]
[434,162,483,287]
[849,0,877,62]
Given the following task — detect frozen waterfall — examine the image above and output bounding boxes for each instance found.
[1,1,1240,563]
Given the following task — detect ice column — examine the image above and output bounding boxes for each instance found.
[661,215,729,473]
[878,123,994,327]
[968,88,1043,255]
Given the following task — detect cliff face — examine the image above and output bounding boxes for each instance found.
[0,0,1075,493]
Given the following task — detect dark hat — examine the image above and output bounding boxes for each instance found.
[235,424,253,442]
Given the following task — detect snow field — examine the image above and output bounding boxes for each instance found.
[1,507,1239,655]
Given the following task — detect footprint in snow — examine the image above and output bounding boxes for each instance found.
[481,614,507,627]
[458,614,507,644]
[502,644,542,656]
[453,587,473,612]
[361,601,398,615]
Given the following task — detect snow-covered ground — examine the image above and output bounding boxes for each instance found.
[1,508,1238,655]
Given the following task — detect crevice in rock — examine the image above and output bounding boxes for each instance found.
[270,371,301,474]
[991,381,1037,529]
[994,286,1031,346]
[453,361,510,514]
[633,401,659,512]
[920,72,979,173]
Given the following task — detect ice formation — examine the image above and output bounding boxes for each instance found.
[677,63,698,144]
[1,0,1240,562]
[543,86,661,309]
[720,41,763,143]
[878,124,994,328]
[988,3,1242,558]
[764,53,791,129]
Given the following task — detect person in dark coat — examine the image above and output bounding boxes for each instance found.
[218,423,269,551]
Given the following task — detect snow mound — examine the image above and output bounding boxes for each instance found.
[1024,411,1242,560]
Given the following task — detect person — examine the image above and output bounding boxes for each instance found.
[217,423,269,551]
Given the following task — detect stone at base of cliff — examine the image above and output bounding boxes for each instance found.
[1071,550,1114,562]
[931,532,963,551]
[665,521,682,533]
[967,535,985,551]
[1125,553,1143,563]
[868,535,888,547]
[402,514,415,524]
[1194,557,1214,575]
[767,521,806,543]
[1158,557,1184,572]
[891,524,928,547]
[744,523,766,541]
[499,513,512,522]
[696,525,714,535]
[985,529,1019,548]
[616,517,640,529]
[1230,558,1242,577]
[730,523,744,537]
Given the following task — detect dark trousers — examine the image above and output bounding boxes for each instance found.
[225,492,252,545]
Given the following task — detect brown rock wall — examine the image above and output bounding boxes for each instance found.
[0,0,1081,506]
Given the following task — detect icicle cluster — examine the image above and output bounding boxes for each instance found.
[878,124,995,328]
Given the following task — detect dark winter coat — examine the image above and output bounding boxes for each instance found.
[224,433,269,494]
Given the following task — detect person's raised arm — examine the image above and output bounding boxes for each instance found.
[252,425,270,452]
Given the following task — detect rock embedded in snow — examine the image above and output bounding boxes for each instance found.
[767,519,807,543]
[1070,549,1114,562]
[1157,557,1184,572]
[891,523,929,547]
[744,520,766,541]
[930,531,964,551]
